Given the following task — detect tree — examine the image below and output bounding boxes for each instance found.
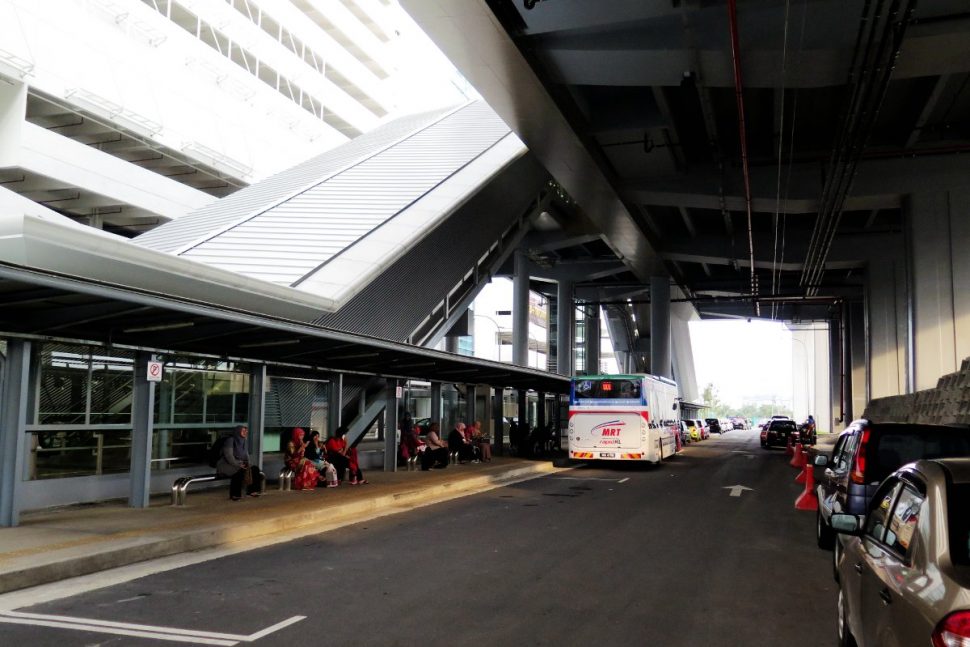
[701,383,725,417]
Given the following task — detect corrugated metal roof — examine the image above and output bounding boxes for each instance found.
[133,104,458,254]
[174,101,512,286]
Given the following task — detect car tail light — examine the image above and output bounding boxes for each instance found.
[932,611,970,647]
[850,427,871,484]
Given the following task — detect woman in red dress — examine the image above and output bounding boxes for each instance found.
[285,427,319,490]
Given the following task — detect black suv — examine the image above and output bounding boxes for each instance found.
[760,419,797,448]
[814,419,970,570]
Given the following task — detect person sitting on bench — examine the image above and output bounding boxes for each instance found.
[448,422,479,463]
[421,422,450,470]
[325,426,352,484]
[216,425,263,500]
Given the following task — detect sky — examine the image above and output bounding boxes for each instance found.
[689,319,793,409]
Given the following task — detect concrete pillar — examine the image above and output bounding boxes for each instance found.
[670,299,699,402]
[248,364,266,468]
[493,387,505,455]
[0,340,30,527]
[830,319,844,430]
[537,391,546,432]
[556,280,574,375]
[513,250,530,367]
[129,352,156,509]
[327,372,343,436]
[0,80,27,167]
[905,191,970,390]
[384,379,399,472]
[586,305,600,374]
[650,276,672,378]
[844,299,867,421]
[867,243,910,399]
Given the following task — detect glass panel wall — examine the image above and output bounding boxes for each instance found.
[154,358,251,470]
[263,376,329,453]
[26,343,252,480]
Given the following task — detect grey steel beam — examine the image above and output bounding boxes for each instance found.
[650,277,671,378]
[249,364,266,469]
[492,387,504,456]
[513,250,530,367]
[0,340,30,527]
[384,379,399,472]
[129,352,156,509]
[327,372,343,434]
[430,382,442,427]
[556,279,574,376]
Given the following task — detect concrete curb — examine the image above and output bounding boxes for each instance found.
[0,461,561,595]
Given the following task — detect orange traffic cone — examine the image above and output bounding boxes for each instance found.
[795,462,807,484]
[794,458,818,511]
[790,443,806,468]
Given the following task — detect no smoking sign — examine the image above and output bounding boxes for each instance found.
[147,361,163,382]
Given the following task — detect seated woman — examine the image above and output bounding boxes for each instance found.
[421,422,450,470]
[448,422,478,463]
[470,420,491,462]
[305,430,338,487]
[284,427,319,490]
[346,445,367,485]
[216,424,263,500]
[325,426,352,484]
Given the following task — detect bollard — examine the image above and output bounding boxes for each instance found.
[794,457,818,511]
[278,468,292,491]
[790,443,806,468]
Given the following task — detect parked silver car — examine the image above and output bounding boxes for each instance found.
[831,458,970,647]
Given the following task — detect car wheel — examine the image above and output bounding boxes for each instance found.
[837,586,857,647]
[817,509,835,550]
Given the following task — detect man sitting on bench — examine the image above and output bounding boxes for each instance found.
[216,425,263,500]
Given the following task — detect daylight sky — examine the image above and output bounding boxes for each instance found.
[690,319,793,408]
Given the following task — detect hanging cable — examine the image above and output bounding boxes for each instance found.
[727,0,759,316]
[770,0,793,320]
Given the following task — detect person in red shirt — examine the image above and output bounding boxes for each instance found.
[325,426,351,485]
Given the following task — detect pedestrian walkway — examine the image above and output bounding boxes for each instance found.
[0,458,561,596]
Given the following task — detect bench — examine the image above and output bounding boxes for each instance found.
[170,469,266,506]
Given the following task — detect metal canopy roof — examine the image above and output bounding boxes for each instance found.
[0,261,570,394]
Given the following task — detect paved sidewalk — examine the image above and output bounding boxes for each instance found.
[0,458,561,595]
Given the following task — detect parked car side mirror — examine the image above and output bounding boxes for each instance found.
[814,455,829,467]
[831,513,865,535]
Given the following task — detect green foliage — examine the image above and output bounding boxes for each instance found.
[698,382,792,420]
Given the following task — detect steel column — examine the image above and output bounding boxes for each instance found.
[557,279,574,375]
[384,379,399,472]
[129,352,156,508]
[586,305,600,375]
[248,364,266,468]
[327,372,343,435]
[430,382,442,427]
[492,387,505,455]
[0,340,30,527]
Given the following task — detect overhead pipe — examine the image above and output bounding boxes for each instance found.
[726,0,759,316]
[801,0,917,293]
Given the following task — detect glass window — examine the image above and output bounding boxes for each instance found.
[886,485,924,557]
[836,432,859,471]
[37,345,91,425]
[948,483,970,567]
[29,429,132,479]
[88,351,134,424]
[865,479,902,543]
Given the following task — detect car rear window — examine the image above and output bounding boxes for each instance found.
[950,483,970,567]
[770,421,796,431]
[867,426,970,483]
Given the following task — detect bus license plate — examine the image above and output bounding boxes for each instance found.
[600,452,615,458]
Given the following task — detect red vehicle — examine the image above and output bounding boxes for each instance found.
[761,419,797,448]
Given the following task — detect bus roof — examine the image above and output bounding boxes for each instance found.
[571,373,677,387]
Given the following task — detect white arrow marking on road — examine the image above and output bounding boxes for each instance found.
[723,485,754,497]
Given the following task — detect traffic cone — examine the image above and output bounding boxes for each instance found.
[790,443,806,468]
[794,458,818,511]
[785,435,794,456]
[795,461,807,484]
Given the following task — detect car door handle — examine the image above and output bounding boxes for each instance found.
[879,588,892,605]
[854,562,864,574]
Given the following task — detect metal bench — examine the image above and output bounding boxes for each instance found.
[171,470,266,506]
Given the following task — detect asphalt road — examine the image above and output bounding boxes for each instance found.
[0,430,837,646]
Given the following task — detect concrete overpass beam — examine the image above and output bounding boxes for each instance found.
[905,191,970,390]
[650,276,671,378]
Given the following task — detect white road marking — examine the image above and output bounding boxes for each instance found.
[618,478,630,483]
[0,610,305,644]
[547,476,626,483]
[723,485,754,497]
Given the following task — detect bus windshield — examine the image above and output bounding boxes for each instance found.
[572,378,641,402]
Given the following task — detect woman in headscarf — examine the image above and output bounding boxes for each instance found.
[216,424,263,500]
[305,430,338,487]
[284,427,319,490]
[325,426,352,484]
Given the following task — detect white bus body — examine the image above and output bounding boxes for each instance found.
[568,373,680,463]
